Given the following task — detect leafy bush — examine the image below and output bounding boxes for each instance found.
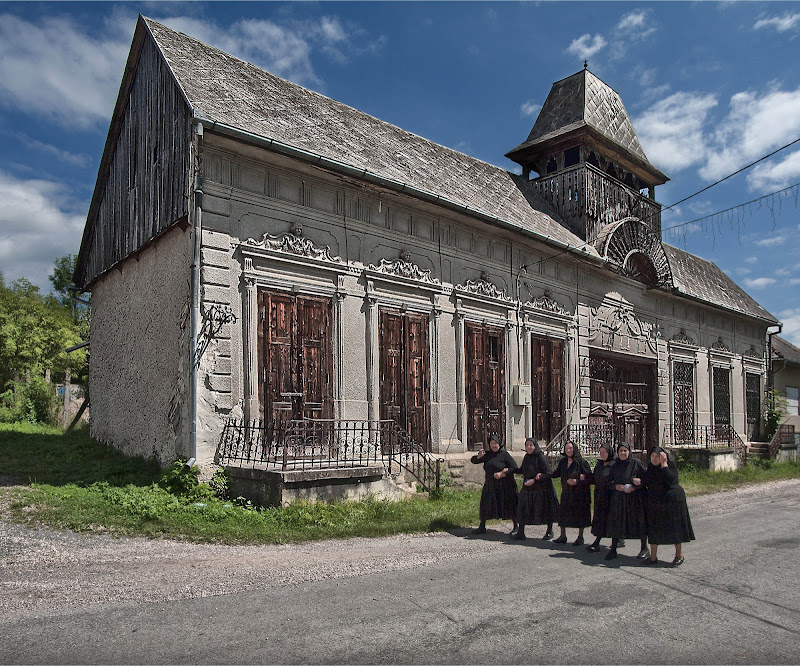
[0,379,57,423]
[208,467,229,500]
[158,459,200,496]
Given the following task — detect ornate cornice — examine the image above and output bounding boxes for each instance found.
[367,257,440,284]
[243,231,342,263]
[455,278,511,301]
[744,345,762,359]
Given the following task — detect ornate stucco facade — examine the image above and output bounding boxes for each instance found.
[75,18,778,467]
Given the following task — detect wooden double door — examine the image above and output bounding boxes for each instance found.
[258,290,333,423]
[379,310,431,450]
[465,323,506,451]
[532,337,565,447]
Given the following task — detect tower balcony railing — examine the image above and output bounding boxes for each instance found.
[530,163,661,244]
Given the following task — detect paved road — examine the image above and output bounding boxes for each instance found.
[1,480,800,664]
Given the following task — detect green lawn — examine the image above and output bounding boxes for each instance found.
[1,423,798,545]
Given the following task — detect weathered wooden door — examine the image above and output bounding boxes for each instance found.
[673,361,695,443]
[745,372,761,440]
[589,355,655,451]
[258,290,332,423]
[465,323,506,450]
[532,337,565,447]
[379,310,431,450]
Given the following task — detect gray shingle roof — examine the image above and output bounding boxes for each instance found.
[143,18,585,250]
[508,70,649,161]
[664,245,779,324]
[140,18,776,326]
[773,335,800,364]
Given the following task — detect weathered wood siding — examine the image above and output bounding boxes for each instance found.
[76,34,191,288]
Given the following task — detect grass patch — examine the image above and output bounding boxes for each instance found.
[1,423,799,544]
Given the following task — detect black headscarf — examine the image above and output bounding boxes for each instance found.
[611,441,641,483]
[648,445,677,469]
[560,439,592,476]
[598,442,616,463]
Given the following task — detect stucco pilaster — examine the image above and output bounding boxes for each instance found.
[242,273,259,421]
[365,281,379,424]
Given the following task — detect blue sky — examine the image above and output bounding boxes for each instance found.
[1,1,799,343]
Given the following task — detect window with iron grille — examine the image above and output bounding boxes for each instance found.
[786,386,800,417]
[713,366,731,426]
[745,373,761,426]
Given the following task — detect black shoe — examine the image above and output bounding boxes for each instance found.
[604,550,618,560]
[572,536,584,546]
[512,532,526,541]
[672,556,684,567]
[586,544,601,553]
[542,530,553,540]
[641,557,658,566]
[637,548,651,560]
[553,535,567,544]
[510,527,519,536]
[618,539,626,548]
[471,527,486,535]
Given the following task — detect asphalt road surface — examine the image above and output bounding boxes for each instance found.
[1,480,799,664]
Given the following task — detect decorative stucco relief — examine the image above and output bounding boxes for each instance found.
[368,253,440,285]
[670,328,696,346]
[710,338,732,354]
[455,278,511,302]
[589,303,658,356]
[744,345,762,359]
[525,294,570,316]
[243,228,342,264]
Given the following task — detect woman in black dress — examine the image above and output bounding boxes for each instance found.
[552,440,593,545]
[470,434,519,535]
[586,442,615,553]
[605,442,649,561]
[641,446,695,566]
[513,437,559,541]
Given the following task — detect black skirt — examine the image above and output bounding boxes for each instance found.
[646,486,695,544]
[607,490,647,539]
[479,476,518,521]
[590,486,613,537]
[516,480,559,525]
[558,483,592,528]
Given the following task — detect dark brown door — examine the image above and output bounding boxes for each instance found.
[673,361,695,443]
[745,372,761,440]
[532,336,565,447]
[465,323,506,451]
[589,355,655,452]
[258,290,332,423]
[379,310,431,450]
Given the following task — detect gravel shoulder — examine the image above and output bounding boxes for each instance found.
[2,478,799,620]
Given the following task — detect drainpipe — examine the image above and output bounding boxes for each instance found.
[767,324,782,410]
[189,121,204,461]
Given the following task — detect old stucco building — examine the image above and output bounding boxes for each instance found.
[74,17,779,469]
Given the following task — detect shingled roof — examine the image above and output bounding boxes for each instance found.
[505,69,668,185]
[664,245,779,324]
[103,18,775,326]
[142,17,586,252]
[773,336,800,364]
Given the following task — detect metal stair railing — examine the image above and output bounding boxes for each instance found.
[768,424,795,460]
[216,417,443,494]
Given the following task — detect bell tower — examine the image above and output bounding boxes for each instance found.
[506,67,669,250]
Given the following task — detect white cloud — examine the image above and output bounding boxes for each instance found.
[744,256,759,264]
[754,12,800,33]
[0,13,132,128]
[700,85,800,184]
[789,278,800,286]
[0,170,86,292]
[778,308,800,346]
[748,149,800,191]
[744,277,777,289]
[13,133,92,168]
[566,34,607,61]
[734,267,752,276]
[776,267,793,277]
[615,9,657,40]
[754,234,787,247]
[634,92,718,172]
[520,100,541,118]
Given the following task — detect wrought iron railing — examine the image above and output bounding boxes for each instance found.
[768,424,796,459]
[216,417,443,494]
[543,423,616,465]
[662,424,747,464]
[530,163,661,243]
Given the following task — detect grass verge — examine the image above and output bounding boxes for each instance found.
[1,423,799,544]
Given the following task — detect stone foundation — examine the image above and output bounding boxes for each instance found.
[667,447,740,472]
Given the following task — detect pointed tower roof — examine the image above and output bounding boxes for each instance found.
[506,69,668,185]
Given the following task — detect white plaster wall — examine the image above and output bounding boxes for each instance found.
[89,224,192,463]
